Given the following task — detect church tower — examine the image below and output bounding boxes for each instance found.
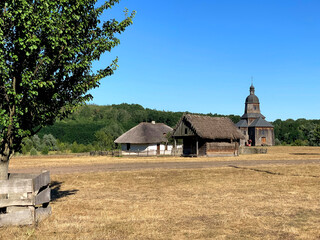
[243,84,265,125]
[236,84,275,146]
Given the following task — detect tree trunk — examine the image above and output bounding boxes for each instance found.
[0,161,9,180]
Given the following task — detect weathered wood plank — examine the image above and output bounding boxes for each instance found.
[0,178,33,194]
[0,198,34,208]
[35,186,50,205]
[0,208,34,226]
[35,206,51,222]
[33,171,50,193]
[9,173,36,180]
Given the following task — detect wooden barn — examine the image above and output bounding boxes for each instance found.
[114,121,173,156]
[172,114,244,157]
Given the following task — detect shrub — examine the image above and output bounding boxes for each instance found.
[41,146,49,155]
[274,138,281,146]
[30,148,38,156]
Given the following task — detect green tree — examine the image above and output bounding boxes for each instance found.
[42,134,58,151]
[0,1,135,179]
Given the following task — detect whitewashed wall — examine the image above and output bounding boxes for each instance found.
[121,143,173,156]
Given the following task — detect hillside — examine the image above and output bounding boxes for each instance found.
[38,103,320,147]
[38,103,240,145]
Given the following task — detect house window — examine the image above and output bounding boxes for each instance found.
[243,131,246,135]
[185,128,188,134]
[126,143,131,151]
[262,130,265,135]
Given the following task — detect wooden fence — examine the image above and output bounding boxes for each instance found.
[90,148,183,157]
[0,171,51,226]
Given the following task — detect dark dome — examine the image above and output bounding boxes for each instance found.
[245,94,259,104]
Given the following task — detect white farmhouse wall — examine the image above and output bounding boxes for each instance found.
[120,143,173,156]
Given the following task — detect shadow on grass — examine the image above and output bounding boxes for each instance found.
[290,153,320,155]
[50,181,78,202]
[229,165,320,178]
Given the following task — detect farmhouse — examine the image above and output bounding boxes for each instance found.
[172,114,244,157]
[236,84,275,146]
[114,121,173,155]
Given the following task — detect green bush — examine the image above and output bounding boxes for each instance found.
[274,138,281,146]
[41,146,49,155]
[30,148,38,156]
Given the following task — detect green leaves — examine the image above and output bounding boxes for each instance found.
[0,0,135,158]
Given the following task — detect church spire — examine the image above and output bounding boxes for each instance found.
[250,84,255,95]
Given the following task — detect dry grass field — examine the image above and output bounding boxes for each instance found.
[1,146,320,239]
[9,146,320,171]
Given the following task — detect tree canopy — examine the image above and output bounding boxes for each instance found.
[0,0,134,178]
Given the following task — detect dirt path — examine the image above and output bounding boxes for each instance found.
[10,158,320,175]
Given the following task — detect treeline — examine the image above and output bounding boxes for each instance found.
[273,119,320,146]
[19,104,320,154]
[24,103,238,153]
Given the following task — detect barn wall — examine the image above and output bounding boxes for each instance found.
[121,144,173,155]
[182,137,197,155]
[206,142,237,156]
[198,139,207,156]
[173,120,196,137]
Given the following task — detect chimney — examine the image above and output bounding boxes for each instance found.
[151,121,156,124]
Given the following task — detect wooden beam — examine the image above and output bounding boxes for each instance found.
[0,207,34,226]
[196,138,199,156]
[35,186,50,205]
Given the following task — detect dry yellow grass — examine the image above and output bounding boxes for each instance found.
[1,151,320,239]
[9,146,320,171]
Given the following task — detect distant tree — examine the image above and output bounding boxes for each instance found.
[30,148,38,156]
[312,125,320,146]
[0,1,135,179]
[31,135,42,151]
[94,122,123,150]
[42,134,58,151]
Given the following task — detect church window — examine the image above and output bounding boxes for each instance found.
[185,128,188,134]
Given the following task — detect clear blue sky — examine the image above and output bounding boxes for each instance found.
[89,0,320,121]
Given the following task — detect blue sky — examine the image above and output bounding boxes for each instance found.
[89,0,320,121]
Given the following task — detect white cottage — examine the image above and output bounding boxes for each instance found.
[114,121,173,156]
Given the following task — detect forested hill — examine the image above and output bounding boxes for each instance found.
[38,103,241,145]
[38,103,320,147]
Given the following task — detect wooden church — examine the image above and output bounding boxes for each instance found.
[236,84,275,146]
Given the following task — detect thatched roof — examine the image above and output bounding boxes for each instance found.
[114,122,173,144]
[174,114,244,140]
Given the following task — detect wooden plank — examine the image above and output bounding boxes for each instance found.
[33,171,50,193]
[35,186,50,205]
[0,198,34,208]
[0,178,33,194]
[9,173,36,180]
[0,208,34,226]
[35,206,51,222]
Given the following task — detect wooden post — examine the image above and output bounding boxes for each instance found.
[196,138,199,156]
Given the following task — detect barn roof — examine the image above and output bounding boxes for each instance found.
[114,122,173,144]
[173,114,244,140]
